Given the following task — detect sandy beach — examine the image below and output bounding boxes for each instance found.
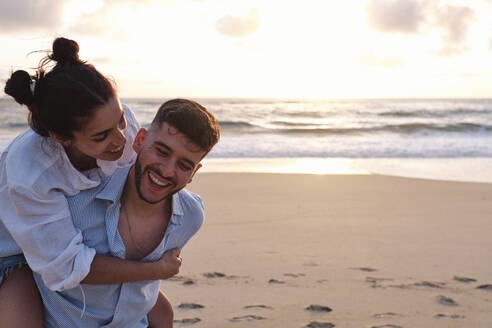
[161,173,492,328]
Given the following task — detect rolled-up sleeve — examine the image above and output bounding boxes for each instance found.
[3,185,96,291]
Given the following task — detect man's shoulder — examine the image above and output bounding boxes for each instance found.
[175,189,205,227]
[177,189,204,210]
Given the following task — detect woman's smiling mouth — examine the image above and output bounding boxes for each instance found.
[109,145,124,153]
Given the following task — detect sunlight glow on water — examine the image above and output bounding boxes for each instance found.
[200,157,492,183]
[200,158,369,175]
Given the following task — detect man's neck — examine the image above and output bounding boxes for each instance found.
[118,167,171,260]
[122,167,171,219]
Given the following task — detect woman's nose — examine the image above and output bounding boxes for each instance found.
[112,127,126,145]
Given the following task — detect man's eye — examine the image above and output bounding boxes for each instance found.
[179,163,192,171]
[157,149,168,156]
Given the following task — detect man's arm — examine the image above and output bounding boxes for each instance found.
[82,248,182,284]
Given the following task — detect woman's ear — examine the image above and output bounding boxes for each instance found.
[132,128,148,153]
[48,131,72,147]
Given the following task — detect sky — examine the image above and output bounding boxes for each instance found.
[0,0,492,99]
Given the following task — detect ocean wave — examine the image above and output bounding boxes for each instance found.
[6,122,28,128]
[277,123,492,135]
[219,121,492,135]
[378,108,492,118]
[219,121,257,128]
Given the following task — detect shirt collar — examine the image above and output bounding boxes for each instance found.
[170,192,183,225]
[95,165,131,203]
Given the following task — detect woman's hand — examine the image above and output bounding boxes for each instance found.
[155,248,182,279]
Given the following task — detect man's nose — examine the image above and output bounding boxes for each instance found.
[159,158,176,178]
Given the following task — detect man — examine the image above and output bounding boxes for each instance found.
[33,99,220,327]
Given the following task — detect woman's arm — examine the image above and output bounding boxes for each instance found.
[82,249,181,284]
[3,184,179,291]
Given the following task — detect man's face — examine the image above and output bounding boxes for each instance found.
[131,123,205,204]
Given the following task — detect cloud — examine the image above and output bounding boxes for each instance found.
[69,1,129,39]
[366,0,426,34]
[69,0,164,39]
[216,9,260,38]
[0,0,66,32]
[366,0,475,57]
[433,4,474,57]
[434,4,474,43]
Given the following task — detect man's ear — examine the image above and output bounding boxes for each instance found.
[187,163,202,184]
[132,128,148,153]
[48,131,71,147]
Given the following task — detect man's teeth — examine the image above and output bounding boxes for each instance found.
[149,172,169,187]
[109,145,124,153]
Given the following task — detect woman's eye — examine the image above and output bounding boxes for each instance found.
[92,132,108,142]
[93,132,108,142]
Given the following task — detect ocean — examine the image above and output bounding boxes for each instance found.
[2,97,492,182]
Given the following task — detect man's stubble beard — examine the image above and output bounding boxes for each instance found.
[133,154,180,205]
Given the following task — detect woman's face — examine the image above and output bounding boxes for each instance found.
[67,96,127,169]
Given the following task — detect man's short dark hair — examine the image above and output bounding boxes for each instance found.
[151,98,220,154]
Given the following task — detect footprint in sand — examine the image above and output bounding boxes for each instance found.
[350,267,378,272]
[476,284,492,291]
[243,305,273,310]
[230,315,266,322]
[437,295,458,306]
[169,275,191,282]
[435,313,465,319]
[373,313,403,319]
[366,277,394,288]
[454,276,477,283]
[306,321,335,328]
[370,325,402,328]
[173,317,201,325]
[305,305,333,313]
[268,279,286,284]
[414,281,446,288]
[202,272,226,278]
[178,303,204,309]
[183,280,195,285]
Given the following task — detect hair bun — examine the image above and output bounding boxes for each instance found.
[4,70,34,106]
[51,37,80,65]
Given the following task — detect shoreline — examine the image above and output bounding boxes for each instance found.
[200,157,492,184]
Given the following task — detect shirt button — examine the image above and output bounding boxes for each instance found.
[117,309,121,313]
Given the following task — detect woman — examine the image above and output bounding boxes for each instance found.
[0,37,175,328]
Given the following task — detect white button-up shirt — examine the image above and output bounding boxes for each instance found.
[0,104,139,291]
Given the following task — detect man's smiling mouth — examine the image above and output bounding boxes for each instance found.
[148,171,171,187]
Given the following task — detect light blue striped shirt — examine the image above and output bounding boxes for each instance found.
[34,165,204,328]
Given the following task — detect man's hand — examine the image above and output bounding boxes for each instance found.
[156,248,182,279]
